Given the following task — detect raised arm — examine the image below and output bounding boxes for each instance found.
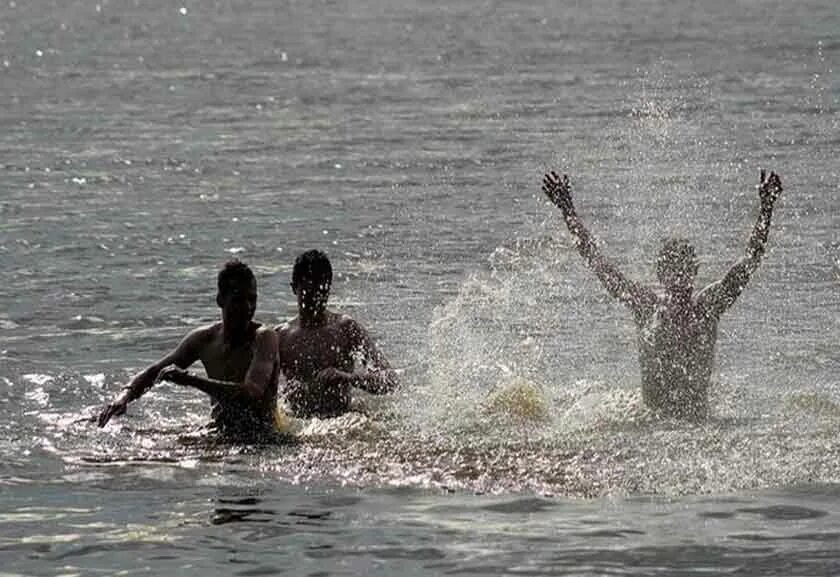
[158,327,278,403]
[699,170,782,316]
[97,326,207,427]
[542,171,655,314]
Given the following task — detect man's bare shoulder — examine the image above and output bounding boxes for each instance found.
[333,313,371,342]
[274,316,300,338]
[695,280,721,302]
[254,323,279,341]
[693,280,728,318]
[630,287,664,321]
[333,311,356,325]
[187,322,223,343]
[175,322,223,358]
[331,312,362,331]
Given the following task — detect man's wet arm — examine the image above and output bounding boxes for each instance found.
[123,329,205,401]
[567,215,651,311]
[241,329,279,399]
[703,203,776,314]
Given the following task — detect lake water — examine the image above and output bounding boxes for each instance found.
[1,0,839,575]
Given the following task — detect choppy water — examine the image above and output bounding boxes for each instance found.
[1,0,839,574]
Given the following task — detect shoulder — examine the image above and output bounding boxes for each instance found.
[251,324,279,355]
[274,317,298,335]
[274,317,300,348]
[694,280,723,307]
[333,314,370,345]
[185,322,221,344]
[254,323,278,342]
[632,289,662,320]
[334,313,364,333]
[694,281,726,317]
[695,280,722,299]
[170,323,219,359]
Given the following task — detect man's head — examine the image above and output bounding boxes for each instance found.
[217,259,257,328]
[292,250,332,315]
[656,238,698,293]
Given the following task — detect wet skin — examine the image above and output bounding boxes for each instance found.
[98,278,280,436]
[276,276,396,418]
[542,170,782,419]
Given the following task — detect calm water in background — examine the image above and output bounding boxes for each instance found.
[1,0,839,575]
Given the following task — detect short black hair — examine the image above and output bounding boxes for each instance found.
[217,259,256,297]
[292,250,332,287]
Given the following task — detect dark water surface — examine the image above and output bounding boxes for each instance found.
[1,0,839,574]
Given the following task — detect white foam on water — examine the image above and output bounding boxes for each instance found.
[22,374,54,386]
[24,386,50,407]
[83,374,105,388]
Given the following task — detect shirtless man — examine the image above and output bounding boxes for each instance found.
[97,260,280,437]
[276,250,397,418]
[542,170,782,419]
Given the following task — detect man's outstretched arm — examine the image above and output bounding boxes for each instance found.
[699,170,782,316]
[542,171,655,314]
[158,327,278,403]
[97,327,207,427]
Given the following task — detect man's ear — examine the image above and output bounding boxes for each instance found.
[216,292,223,308]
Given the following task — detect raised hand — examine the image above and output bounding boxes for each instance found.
[758,170,782,207]
[542,171,574,215]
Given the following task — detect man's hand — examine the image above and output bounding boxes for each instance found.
[97,398,127,427]
[542,171,574,215]
[315,367,353,392]
[309,367,352,412]
[758,170,782,207]
[157,366,188,385]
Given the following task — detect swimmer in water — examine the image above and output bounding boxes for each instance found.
[97,260,281,438]
[276,250,397,418]
[542,170,782,419]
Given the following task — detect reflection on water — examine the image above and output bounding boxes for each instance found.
[212,496,276,525]
[4,428,840,576]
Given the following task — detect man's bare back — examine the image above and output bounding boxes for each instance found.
[542,170,782,419]
[625,275,725,418]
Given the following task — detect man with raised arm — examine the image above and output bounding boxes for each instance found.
[97,260,282,438]
[542,170,782,419]
[276,250,397,418]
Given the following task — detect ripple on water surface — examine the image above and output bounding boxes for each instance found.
[8,372,840,499]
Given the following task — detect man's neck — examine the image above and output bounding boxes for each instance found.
[222,321,254,346]
[299,309,329,328]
